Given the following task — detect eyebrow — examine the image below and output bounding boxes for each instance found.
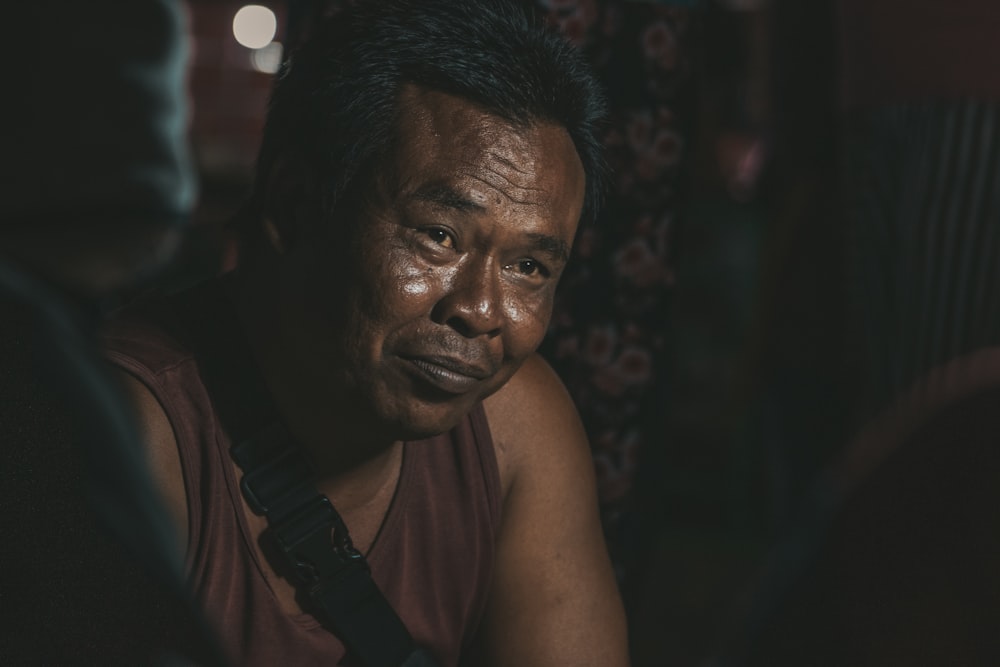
[527,233,570,264]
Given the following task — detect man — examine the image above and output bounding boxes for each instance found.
[105,1,629,665]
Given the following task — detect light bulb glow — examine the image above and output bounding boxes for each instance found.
[232,5,276,49]
[251,41,283,74]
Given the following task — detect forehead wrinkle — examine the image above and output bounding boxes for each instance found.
[408,182,485,212]
[392,87,584,230]
[486,149,533,177]
[467,171,547,207]
[482,147,545,193]
[462,150,550,207]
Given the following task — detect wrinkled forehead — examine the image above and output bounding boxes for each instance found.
[384,85,586,220]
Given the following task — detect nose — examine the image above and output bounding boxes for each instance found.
[432,257,504,339]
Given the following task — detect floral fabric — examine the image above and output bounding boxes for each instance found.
[535,0,693,577]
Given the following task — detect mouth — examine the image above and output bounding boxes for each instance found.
[400,355,493,395]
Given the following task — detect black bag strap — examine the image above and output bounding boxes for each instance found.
[230,424,433,667]
[170,280,440,667]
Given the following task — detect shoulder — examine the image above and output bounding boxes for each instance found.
[482,353,588,500]
[102,296,195,380]
[101,295,204,551]
[474,356,630,665]
[106,353,190,553]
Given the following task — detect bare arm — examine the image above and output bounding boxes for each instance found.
[478,354,629,667]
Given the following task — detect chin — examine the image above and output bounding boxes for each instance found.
[358,359,500,440]
[381,395,479,442]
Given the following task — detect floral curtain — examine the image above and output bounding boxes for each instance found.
[535,0,694,579]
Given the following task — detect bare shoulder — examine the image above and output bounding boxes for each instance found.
[483,353,580,432]
[477,354,629,666]
[482,353,587,497]
[114,370,189,550]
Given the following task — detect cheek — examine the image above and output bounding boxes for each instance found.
[501,292,554,355]
[360,247,441,333]
[397,263,433,299]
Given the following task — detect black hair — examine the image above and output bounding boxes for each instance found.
[253,0,607,241]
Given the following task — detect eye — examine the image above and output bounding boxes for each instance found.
[424,228,455,249]
[518,260,539,275]
[507,258,551,280]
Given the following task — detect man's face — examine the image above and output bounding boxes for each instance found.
[303,86,586,439]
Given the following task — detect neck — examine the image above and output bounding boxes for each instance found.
[227,261,398,483]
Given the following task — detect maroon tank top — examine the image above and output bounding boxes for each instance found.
[103,288,502,667]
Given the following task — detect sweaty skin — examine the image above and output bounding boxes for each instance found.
[228,85,588,477]
[333,85,587,439]
[122,85,629,666]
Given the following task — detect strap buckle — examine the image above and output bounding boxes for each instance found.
[270,495,367,588]
[233,422,316,519]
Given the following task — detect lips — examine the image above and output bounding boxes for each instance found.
[400,354,494,395]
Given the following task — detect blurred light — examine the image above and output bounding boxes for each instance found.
[232,5,276,49]
[251,41,283,74]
